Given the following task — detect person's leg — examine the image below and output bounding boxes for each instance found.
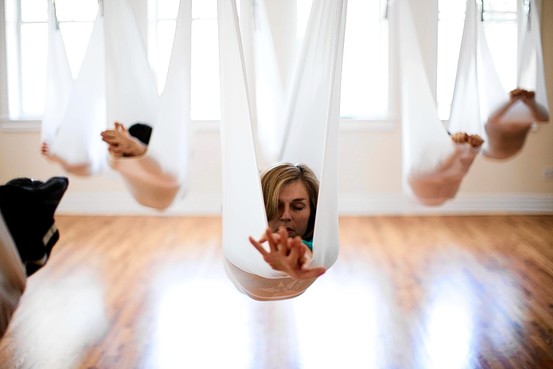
[0,177,69,276]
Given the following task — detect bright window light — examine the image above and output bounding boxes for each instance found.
[437,0,518,120]
[4,0,97,119]
[150,0,220,120]
[297,0,389,120]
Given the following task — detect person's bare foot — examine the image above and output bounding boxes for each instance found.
[101,122,147,157]
[41,142,50,157]
[451,132,484,148]
[467,134,484,148]
[511,88,535,99]
[451,132,469,144]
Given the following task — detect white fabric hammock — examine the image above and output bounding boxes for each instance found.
[43,0,190,209]
[483,0,550,159]
[249,0,286,167]
[106,0,191,210]
[398,0,482,206]
[219,0,346,301]
[0,213,26,339]
[42,2,107,176]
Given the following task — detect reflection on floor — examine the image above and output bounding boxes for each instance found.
[0,215,552,369]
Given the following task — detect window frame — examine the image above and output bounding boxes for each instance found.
[1,0,539,132]
[436,0,532,121]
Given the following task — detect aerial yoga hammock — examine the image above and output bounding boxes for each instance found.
[248,0,287,168]
[482,0,550,160]
[105,0,191,210]
[42,0,190,210]
[41,0,107,176]
[398,0,485,206]
[218,0,346,300]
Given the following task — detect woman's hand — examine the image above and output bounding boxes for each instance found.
[249,227,326,280]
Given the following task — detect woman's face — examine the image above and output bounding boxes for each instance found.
[268,180,311,238]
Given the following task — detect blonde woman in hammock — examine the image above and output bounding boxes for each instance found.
[249,162,326,280]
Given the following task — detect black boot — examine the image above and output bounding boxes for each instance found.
[0,177,69,276]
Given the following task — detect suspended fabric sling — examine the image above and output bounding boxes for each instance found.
[106,0,191,210]
[249,0,286,167]
[0,213,26,339]
[397,0,482,206]
[483,0,550,159]
[218,0,345,301]
[42,2,107,176]
[447,0,486,137]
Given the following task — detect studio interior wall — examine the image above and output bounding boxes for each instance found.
[0,0,551,215]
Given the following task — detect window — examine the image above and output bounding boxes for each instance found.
[437,0,520,120]
[4,0,96,119]
[149,0,220,121]
[3,0,527,124]
[297,0,390,121]
[190,0,219,121]
[4,0,220,122]
[340,0,389,120]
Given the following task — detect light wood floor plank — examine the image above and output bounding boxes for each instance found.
[0,215,552,369]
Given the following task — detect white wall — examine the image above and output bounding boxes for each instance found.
[0,0,552,216]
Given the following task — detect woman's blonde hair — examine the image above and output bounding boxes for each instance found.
[260,162,319,240]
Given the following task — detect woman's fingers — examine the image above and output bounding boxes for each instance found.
[277,227,290,253]
[249,236,268,257]
[265,228,279,253]
[288,243,301,264]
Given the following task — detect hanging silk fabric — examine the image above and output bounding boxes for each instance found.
[106,0,191,210]
[0,213,26,339]
[398,0,482,206]
[219,0,346,301]
[42,1,107,176]
[483,0,550,159]
[249,0,286,167]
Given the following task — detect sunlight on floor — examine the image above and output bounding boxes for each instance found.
[148,274,253,369]
[14,267,108,368]
[422,281,475,369]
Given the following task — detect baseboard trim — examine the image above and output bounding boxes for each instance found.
[57,192,553,216]
[338,193,553,215]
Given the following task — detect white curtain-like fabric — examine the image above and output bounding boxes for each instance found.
[279,0,344,269]
[250,0,286,167]
[219,0,345,301]
[42,2,72,145]
[447,0,483,136]
[106,0,191,210]
[398,0,481,206]
[518,1,549,115]
[42,3,107,176]
[0,213,26,339]
[483,0,549,159]
[104,0,159,125]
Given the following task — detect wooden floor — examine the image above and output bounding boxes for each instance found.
[0,215,552,369]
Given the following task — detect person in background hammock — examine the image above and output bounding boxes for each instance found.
[100,121,153,157]
[488,88,550,124]
[483,88,549,159]
[249,162,326,280]
[41,122,152,159]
